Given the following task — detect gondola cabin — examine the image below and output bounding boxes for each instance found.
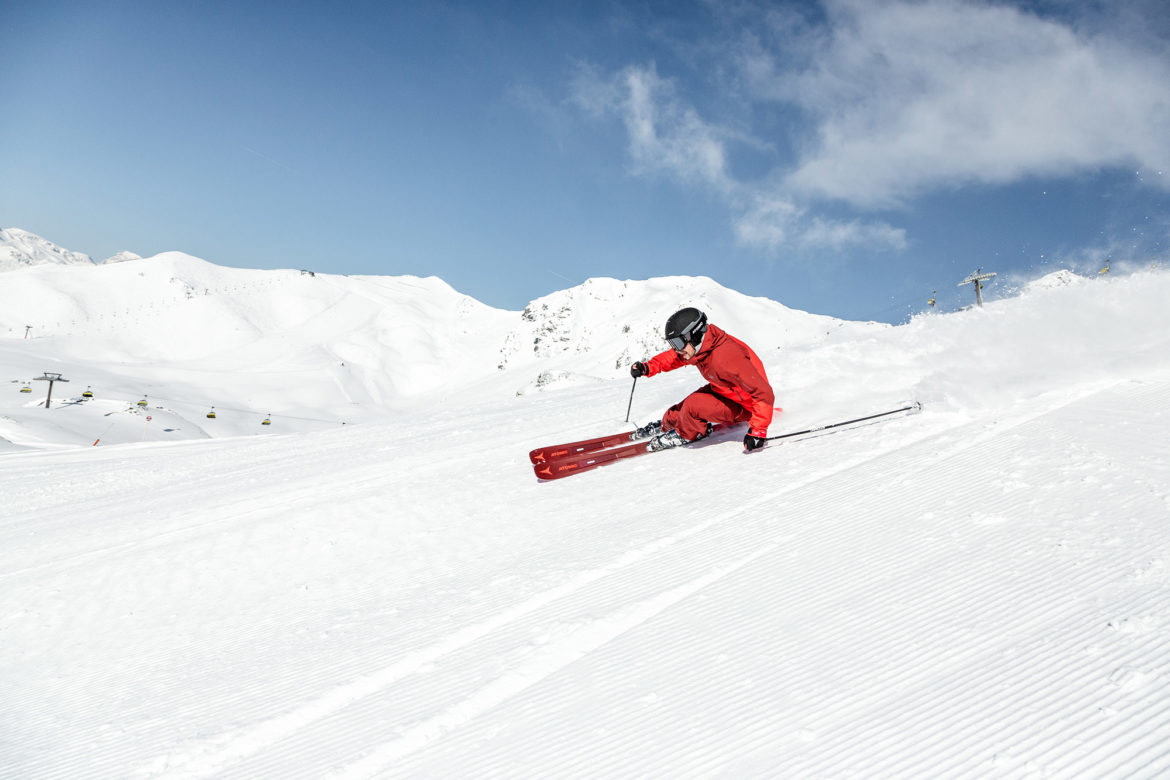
[20,384,32,393]
[82,387,94,398]
[137,398,148,407]
[261,417,271,426]
[206,407,217,419]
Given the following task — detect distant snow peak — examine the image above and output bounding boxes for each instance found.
[1024,269,1085,291]
[497,274,850,395]
[0,227,95,272]
[103,251,143,265]
[512,276,717,357]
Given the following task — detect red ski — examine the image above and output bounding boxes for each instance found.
[528,430,642,464]
[530,422,743,480]
[532,439,653,480]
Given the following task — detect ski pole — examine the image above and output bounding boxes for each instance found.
[625,377,638,423]
[766,401,922,442]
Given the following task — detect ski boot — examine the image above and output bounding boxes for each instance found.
[648,429,688,451]
[632,419,662,439]
[647,423,714,452]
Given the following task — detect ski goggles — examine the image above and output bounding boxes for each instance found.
[666,314,705,352]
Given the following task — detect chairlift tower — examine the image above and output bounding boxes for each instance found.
[958,269,997,308]
[33,372,69,409]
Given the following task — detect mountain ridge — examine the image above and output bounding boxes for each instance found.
[0,229,872,398]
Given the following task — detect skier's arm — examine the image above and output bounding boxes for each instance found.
[738,363,775,433]
[642,349,686,377]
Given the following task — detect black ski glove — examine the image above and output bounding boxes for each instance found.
[743,431,766,452]
[630,361,649,378]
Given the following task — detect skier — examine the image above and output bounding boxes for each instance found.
[630,307,775,452]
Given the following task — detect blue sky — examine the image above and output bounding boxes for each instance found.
[3,0,1168,322]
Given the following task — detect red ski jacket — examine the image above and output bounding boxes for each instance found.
[643,323,775,433]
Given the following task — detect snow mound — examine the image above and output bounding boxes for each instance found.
[102,250,143,264]
[1022,269,1086,291]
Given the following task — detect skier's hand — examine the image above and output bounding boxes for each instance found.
[743,429,767,452]
[630,361,649,378]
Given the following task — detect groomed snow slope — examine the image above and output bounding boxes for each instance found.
[2,267,1170,778]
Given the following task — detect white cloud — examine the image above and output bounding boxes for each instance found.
[572,63,735,192]
[797,215,908,252]
[732,196,802,249]
[774,0,1170,207]
[567,0,1170,252]
[732,194,907,252]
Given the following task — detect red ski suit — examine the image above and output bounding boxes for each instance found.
[643,324,775,441]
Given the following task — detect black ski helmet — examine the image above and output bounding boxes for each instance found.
[664,307,708,352]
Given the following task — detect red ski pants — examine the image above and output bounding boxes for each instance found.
[662,385,752,441]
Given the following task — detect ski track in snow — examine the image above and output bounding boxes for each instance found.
[129,429,918,775]
[395,383,1166,778]
[330,545,778,779]
[378,381,1170,779]
[4,380,1169,779]
[67,380,1161,778]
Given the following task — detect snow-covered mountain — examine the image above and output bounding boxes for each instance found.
[0,229,878,446]
[3,229,1169,778]
[0,227,99,271]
